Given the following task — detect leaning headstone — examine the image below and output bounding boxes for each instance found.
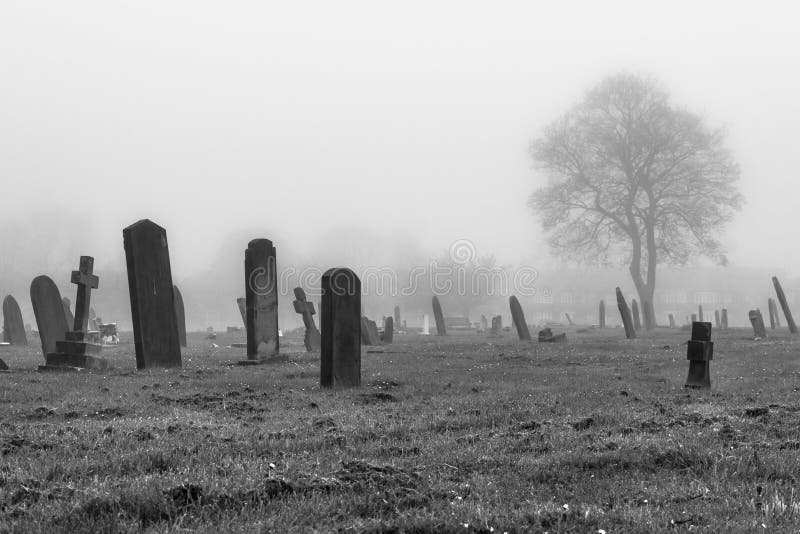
[668,314,676,329]
[31,276,69,356]
[244,239,279,361]
[383,316,394,343]
[479,315,488,332]
[509,295,531,341]
[772,276,798,334]
[422,314,430,335]
[565,312,574,326]
[721,309,728,330]
[599,300,605,328]
[685,321,713,389]
[173,285,187,347]
[749,309,767,339]
[62,297,74,327]
[3,295,28,346]
[631,299,641,330]
[123,219,182,369]
[293,287,321,352]
[615,287,636,339]
[698,305,704,323]
[41,256,107,371]
[320,267,361,388]
[714,310,721,329]
[431,296,446,336]
[538,327,566,343]
[236,298,247,329]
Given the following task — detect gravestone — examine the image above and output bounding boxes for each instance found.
[631,299,641,330]
[490,315,501,335]
[615,287,635,339]
[293,287,321,352]
[431,296,446,336]
[173,285,187,347]
[3,295,27,346]
[123,219,182,369]
[685,321,713,389]
[599,300,605,328]
[30,276,69,356]
[749,309,767,339]
[236,298,247,329]
[244,239,279,361]
[691,314,697,323]
[773,276,798,334]
[538,327,566,343]
[320,268,361,388]
[41,256,107,371]
[721,309,728,330]
[62,297,74,327]
[698,305,704,323]
[509,295,531,341]
[360,317,380,345]
[668,314,676,329]
[565,312,574,326]
[394,306,401,330]
[714,310,721,329]
[767,298,777,329]
[383,316,394,343]
[422,314,430,335]
[770,298,782,328]
[480,315,488,332]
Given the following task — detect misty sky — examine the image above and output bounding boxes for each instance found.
[2,1,799,277]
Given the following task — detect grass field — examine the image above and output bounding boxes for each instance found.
[2,326,800,533]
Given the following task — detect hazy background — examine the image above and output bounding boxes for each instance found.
[2,1,799,330]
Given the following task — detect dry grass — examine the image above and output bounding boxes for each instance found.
[2,326,800,532]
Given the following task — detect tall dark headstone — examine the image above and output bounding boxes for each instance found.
[772,276,798,334]
[599,300,605,328]
[767,298,777,330]
[631,299,641,330]
[30,276,69,356]
[173,285,187,347]
[236,298,247,329]
[123,219,182,369]
[3,295,27,346]
[685,322,713,389]
[616,288,635,339]
[293,287,321,352]
[244,239,279,360]
[431,296,446,336]
[714,310,721,329]
[383,316,394,343]
[749,309,767,339]
[668,313,676,328]
[721,308,728,330]
[509,295,531,341]
[320,268,361,388]
[62,297,74,328]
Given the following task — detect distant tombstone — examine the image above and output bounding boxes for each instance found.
[509,296,531,341]
[685,322,713,389]
[748,309,767,339]
[431,296,446,336]
[480,315,488,332]
[565,312,574,326]
[394,306,401,330]
[714,310,721,329]
[383,316,394,343]
[422,314,430,335]
[3,295,27,346]
[62,297,74,327]
[599,300,605,328]
[236,298,247,329]
[698,305,704,323]
[360,317,380,345]
[772,276,798,334]
[538,327,566,343]
[615,287,635,339]
[123,219,182,369]
[490,315,501,335]
[31,276,69,356]
[320,268,361,388]
[691,314,698,323]
[668,314,676,328]
[293,287,321,352]
[631,299,641,330]
[244,239,279,360]
[721,309,729,330]
[768,297,778,329]
[173,285,187,347]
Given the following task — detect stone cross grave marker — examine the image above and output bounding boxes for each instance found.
[293,287,321,352]
[431,296,446,336]
[244,239,279,361]
[173,285,187,347]
[509,295,531,341]
[123,219,182,369]
[772,276,797,334]
[480,315,488,332]
[599,300,605,328]
[3,295,27,346]
[685,321,713,388]
[30,276,69,356]
[565,312,574,326]
[383,316,394,343]
[616,287,635,339]
[631,299,641,330]
[749,309,767,339]
[320,267,360,388]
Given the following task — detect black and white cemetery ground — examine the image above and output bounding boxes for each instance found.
[2,324,800,531]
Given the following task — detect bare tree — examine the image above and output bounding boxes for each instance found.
[529,73,742,328]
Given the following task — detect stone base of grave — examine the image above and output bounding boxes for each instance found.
[39,332,107,372]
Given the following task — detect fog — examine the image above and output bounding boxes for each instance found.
[2,1,799,329]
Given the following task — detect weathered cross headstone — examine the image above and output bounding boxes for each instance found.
[383,316,394,343]
[244,239,279,361]
[123,219,182,369]
[714,310,721,329]
[62,297,74,327]
[30,276,69,356]
[772,276,797,334]
[599,300,605,328]
[173,285,187,347]
[748,309,767,339]
[631,299,641,330]
[3,295,27,346]
[431,296,446,336]
[685,321,713,389]
[698,305,704,323]
[565,312,574,326]
[668,313,676,328]
[721,308,728,330]
[320,268,361,388]
[293,287,321,352]
[236,297,247,329]
[509,295,531,341]
[480,315,488,332]
[615,287,635,339]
